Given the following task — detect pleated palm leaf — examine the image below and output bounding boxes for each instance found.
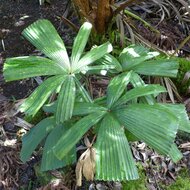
[95,44,179,77]
[3,19,113,125]
[52,70,190,181]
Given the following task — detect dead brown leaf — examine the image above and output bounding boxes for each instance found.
[76,147,96,186]
[179,142,190,150]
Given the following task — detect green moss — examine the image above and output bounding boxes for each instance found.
[122,164,148,190]
[173,58,190,94]
[160,168,190,190]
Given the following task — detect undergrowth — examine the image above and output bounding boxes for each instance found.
[160,168,190,190]
[122,164,147,190]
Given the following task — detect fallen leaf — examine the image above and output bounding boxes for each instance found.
[83,148,96,181]
[180,142,190,150]
[76,147,96,186]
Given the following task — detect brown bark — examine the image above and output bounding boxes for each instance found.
[95,0,113,34]
[73,0,90,19]
[73,0,115,34]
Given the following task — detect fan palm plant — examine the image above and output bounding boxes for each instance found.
[42,45,190,180]
[3,19,190,185]
[39,69,190,180]
[4,19,112,126]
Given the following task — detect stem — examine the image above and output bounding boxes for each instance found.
[124,9,160,34]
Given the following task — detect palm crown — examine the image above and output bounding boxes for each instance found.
[4,19,112,125]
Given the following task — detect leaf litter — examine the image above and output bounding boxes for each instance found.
[130,141,190,189]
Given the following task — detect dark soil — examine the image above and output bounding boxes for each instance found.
[0,0,75,99]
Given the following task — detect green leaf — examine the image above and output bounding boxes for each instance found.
[130,72,155,104]
[73,102,107,116]
[43,101,107,116]
[22,19,70,70]
[74,77,93,103]
[73,42,113,72]
[125,130,139,142]
[43,101,57,114]
[119,45,159,70]
[133,59,179,77]
[20,117,54,162]
[44,99,93,115]
[107,71,132,108]
[71,22,92,67]
[168,144,183,163]
[20,75,66,116]
[115,104,178,155]
[156,104,190,133]
[114,85,166,107]
[41,125,76,171]
[94,96,107,106]
[81,65,116,76]
[56,76,76,124]
[54,111,106,160]
[95,54,122,73]
[3,56,65,82]
[95,114,139,181]
[130,72,145,88]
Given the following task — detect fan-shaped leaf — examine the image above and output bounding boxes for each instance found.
[56,76,76,124]
[156,104,190,133]
[54,111,106,160]
[81,65,116,76]
[107,71,132,108]
[73,42,113,72]
[20,75,66,116]
[114,85,166,107]
[74,77,92,103]
[168,144,183,163]
[41,125,76,171]
[73,102,107,116]
[119,45,159,70]
[95,114,139,181]
[43,101,106,116]
[95,54,122,73]
[20,117,54,162]
[3,56,65,81]
[133,59,179,77]
[71,22,92,67]
[22,19,70,70]
[130,72,155,104]
[115,104,178,155]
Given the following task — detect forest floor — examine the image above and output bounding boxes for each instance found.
[0,0,190,190]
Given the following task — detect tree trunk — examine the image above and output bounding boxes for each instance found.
[73,0,90,20]
[72,0,114,35]
[96,0,113,34]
